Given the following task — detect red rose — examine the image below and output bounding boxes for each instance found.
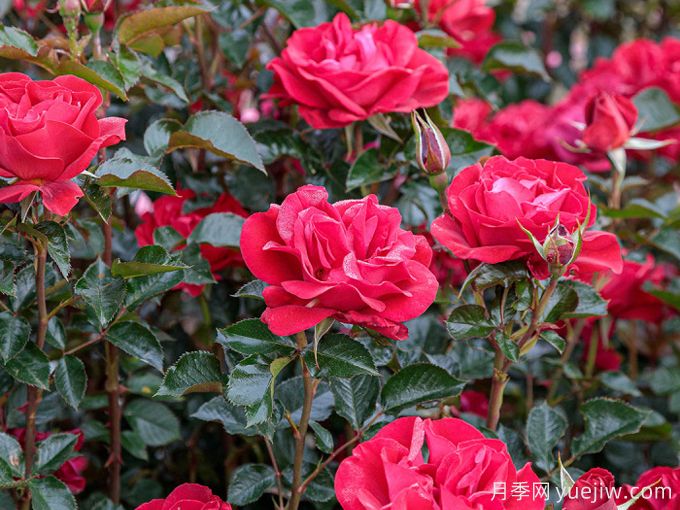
[0,73,126,216]
[625,466,680,510]
[582,93,638,152]
[266,13,449,128]
[414,0,500,64]
[240,185,437,340]
[459,389,489,417]
[335,416,544,509]
[431,156,623,278]
[564,468,619,510]
[135,187,247,297]
[136,483,231,510]
[11,428,88,494]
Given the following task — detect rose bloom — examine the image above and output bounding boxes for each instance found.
[267,13,449,129]
[564,468,619,510]
[431,156,623,279]
[453,99,552,159]
[624,466,680,510]
[335,416,544,509]
[240,185,438,340]
[136,483,231,510]
[135,188,247,297]
[414,0,500,64]
[12,428,88,494]
[582,92,637,153]
[0,73,126,216]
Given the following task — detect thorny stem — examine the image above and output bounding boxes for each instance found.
[21,240,48,510]
[265,438,285,510]
[287,331,317,510]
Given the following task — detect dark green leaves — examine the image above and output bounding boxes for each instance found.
[218,319,295,356]
[156,351,223,397]
[96,149,176,195]
[36,222,70,279]
[633,87,680,132]
[107,321,164,372]
[3,343,50,389]
[381,363,464,414]
[55,356,87,409]
[0,25,38,57]
[0,312,30,361]
[35,433,78,474]
[303,334,379,378]
[446,305,495,340]
[117,5,211,49]
[228,464,276,506]
[571,398,649,457]
[124,399,180,447]
[28,476,77,510]
[187,213,244,248]
[123,247,185,309]
[346,149,397,191]
[482,41,549,80]
[526,402,568,472]
[112,246,187,278]
[75,259,126,330]
[330,375,379,429]
[167,111,265,173]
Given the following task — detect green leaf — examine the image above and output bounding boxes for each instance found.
[542,281,579,323]
[0,312,30,361]
[309,420,334,453]
[75,259,126,330]
[121,430,148,461]
[35,433,78,474]
[460,261,529,292]
[124,399,180,447]
[0,259,15,296]
[55,356,87,409]
[261,0,330,28]
[496,334,519,362]
[191,396,273,437]
[232,280,267,300]
[330,375,379,430]
[56,60,127,100]
[118,5,211,46]
[417,29,460,48]
[152,226,184,251]
[443,127,495,172]
[180,243,215,286]
[0,432,24,478]
[156,351,223,398]
[217,318,295,356]
[540,330,566,353]
[96,148,176,195]
[600,372,642,397]
[112,246,187,278]
[276,377,334,423]
[124,246,185,309]
[107,321,164,372]
[187,212,244,248]
[3,343,50,389]
[0,25,38,57]
[346,149,397,191]
[482,41,549,80]
[29,476,77,510]
[228,464,276,506]
[602,198,667,220]
[633,87,680,132]
[649,367,680,396]
[304,334,378,378]
[36,222,70,279]
[167,111,265,172]
[144,118,182,158]
[446,305,495,340]
[381,363,465,414]
[650,228,680,262]
[562,281,608,319]
[526,402,568,472]
[139,60,189,102]
[571,398,650,457]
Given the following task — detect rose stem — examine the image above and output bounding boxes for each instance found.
[288,331,317,510]
[21,238,48,510]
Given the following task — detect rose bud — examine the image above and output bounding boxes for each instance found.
[582,92,637,152]
[543,224,575,269]
[59,0,81,16]
[412,109,451,175]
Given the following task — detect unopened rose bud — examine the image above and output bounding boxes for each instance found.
[59,0,81,17]
[543,224,575,270]
[411,109,451,176]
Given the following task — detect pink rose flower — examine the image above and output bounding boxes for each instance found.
[335,416,544,509]
[0,73,126,215]
[136,483,231,510]
[266,13,449,128]
[431,156,623,278]
[564,468,619,510]
[240,185,438,340]
[135,187,247,297]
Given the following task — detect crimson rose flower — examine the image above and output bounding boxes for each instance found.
[582,92,638,152]
[12,428,88,494]
[335,416,544,509]
[625,466,680,510]
[564,468,619,510]
[267,13,449,128]
[135,187,247,297]
[136,483,231,510]
[431,156,623,278]
[414,0,500,63]
[0,73,126,216]
[240,185,437,340]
